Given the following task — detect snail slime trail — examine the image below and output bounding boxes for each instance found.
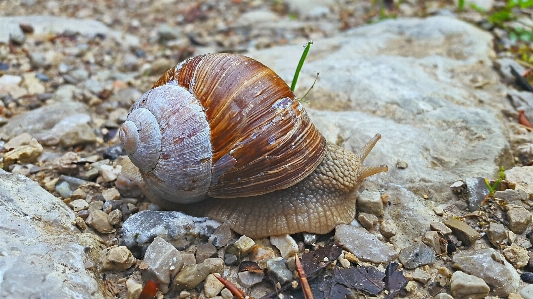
[119,53,387,238]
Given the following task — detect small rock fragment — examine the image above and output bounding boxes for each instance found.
[423,231,443,255]
[174,263,211,290]
[357,212,378,230]
[430,222,452,235]
[398,242,436,269]
[126,278,142,299]
[196,243,217,263]
[506,204,532,234]
[396,159,408,169]
[443,218,480,246]
[234,235,255,255]
[101,246,135,271]
[379,219,396,238]
[102,188,121,201]
[503,244,529,269]
[450,271,489,299]
[237,271,264,288]
[202,258,224,274]
[210,222,234,247]
[250,245,277,268]
[266,257,292,285]
[69,199,89,212]
[433,206,444,216]
[357,190,384,216]
[204,274,224,298]
[86,210,114,233]
[270,234,298,259]
[411,268,431,284]
[521,272,533,283]
[181,252,196,266]
[142,236,183,293]
[99,164,122,182]
[335,224,397,263]
[3,139,43,167]
[487,222,508,248]
[107,209,122,225]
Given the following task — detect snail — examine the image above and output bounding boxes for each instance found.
[119,53,388,238]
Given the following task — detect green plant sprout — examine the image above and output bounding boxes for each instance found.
[290,41,313,92]
[482,166,506,204]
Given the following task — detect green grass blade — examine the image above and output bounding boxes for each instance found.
[291,41,312,92]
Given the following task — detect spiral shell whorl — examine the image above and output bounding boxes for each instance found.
[121,83,213,204]
[119,109,161,172]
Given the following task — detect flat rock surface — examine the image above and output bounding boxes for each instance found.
[0,170,105,299]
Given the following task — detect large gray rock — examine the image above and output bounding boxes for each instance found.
[0,15,139,48]
[0,101,89,140]
[248,16,513,250]
[0,170,104,299]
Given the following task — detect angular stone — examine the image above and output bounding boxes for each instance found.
[143,236,183,293]
[357,190,384,216]
[486,222,508,248]
[196,243,217,264]
[266,257,292,285]
[174,263,211,290]
[335,224,397,263]
[358,212,378,230]
[452,248,520,296]
[450,271,489,299]
[506,204,531,234]
[379,219,396,238]
[234,235,255,255]
[430,222,452,235]
[423,231,443,255]
[443,218,480,246]
[237,271,264,288]
[398,242,436,269]
[270,234,298,259]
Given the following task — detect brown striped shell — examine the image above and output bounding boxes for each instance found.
[119,53,326,204]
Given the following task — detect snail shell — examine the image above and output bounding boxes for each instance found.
[119,53,387,238]
[120,53,325,203]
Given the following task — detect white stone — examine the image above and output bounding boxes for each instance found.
[270,234,298,259]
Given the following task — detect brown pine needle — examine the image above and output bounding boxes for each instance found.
[213,273,250,299]
[295,254,314,299]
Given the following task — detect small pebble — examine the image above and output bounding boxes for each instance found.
[266,257,292,285]
[502,244,529,269]
[270,234,298,259]
[107,209,122,225]
[86,210,114,233]
[357,190,384,216]
[430,222,452,235]
[357,212,378,230]
[174,263,211,290]
[55,181,73,198]
[101,246,136,271]
[125,278,142,299]
[506,204,532,234]
[450,271,489,299]
[423,231,443,255]
[486,222,508,248]
[237,271,264,288]
[234,235,255,255]
[398,242,436,269]
[143,236,183,293]
[102,188,121,201]
[396,159,408,169]
[379,219,396,238]
[204,274,224,298]
[521,272,533,283]
[443,218,480,246]
[433,206,444,216]
[69,199,89,212]
[196,243,217,263]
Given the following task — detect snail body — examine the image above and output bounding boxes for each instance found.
[119,53,387,238]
